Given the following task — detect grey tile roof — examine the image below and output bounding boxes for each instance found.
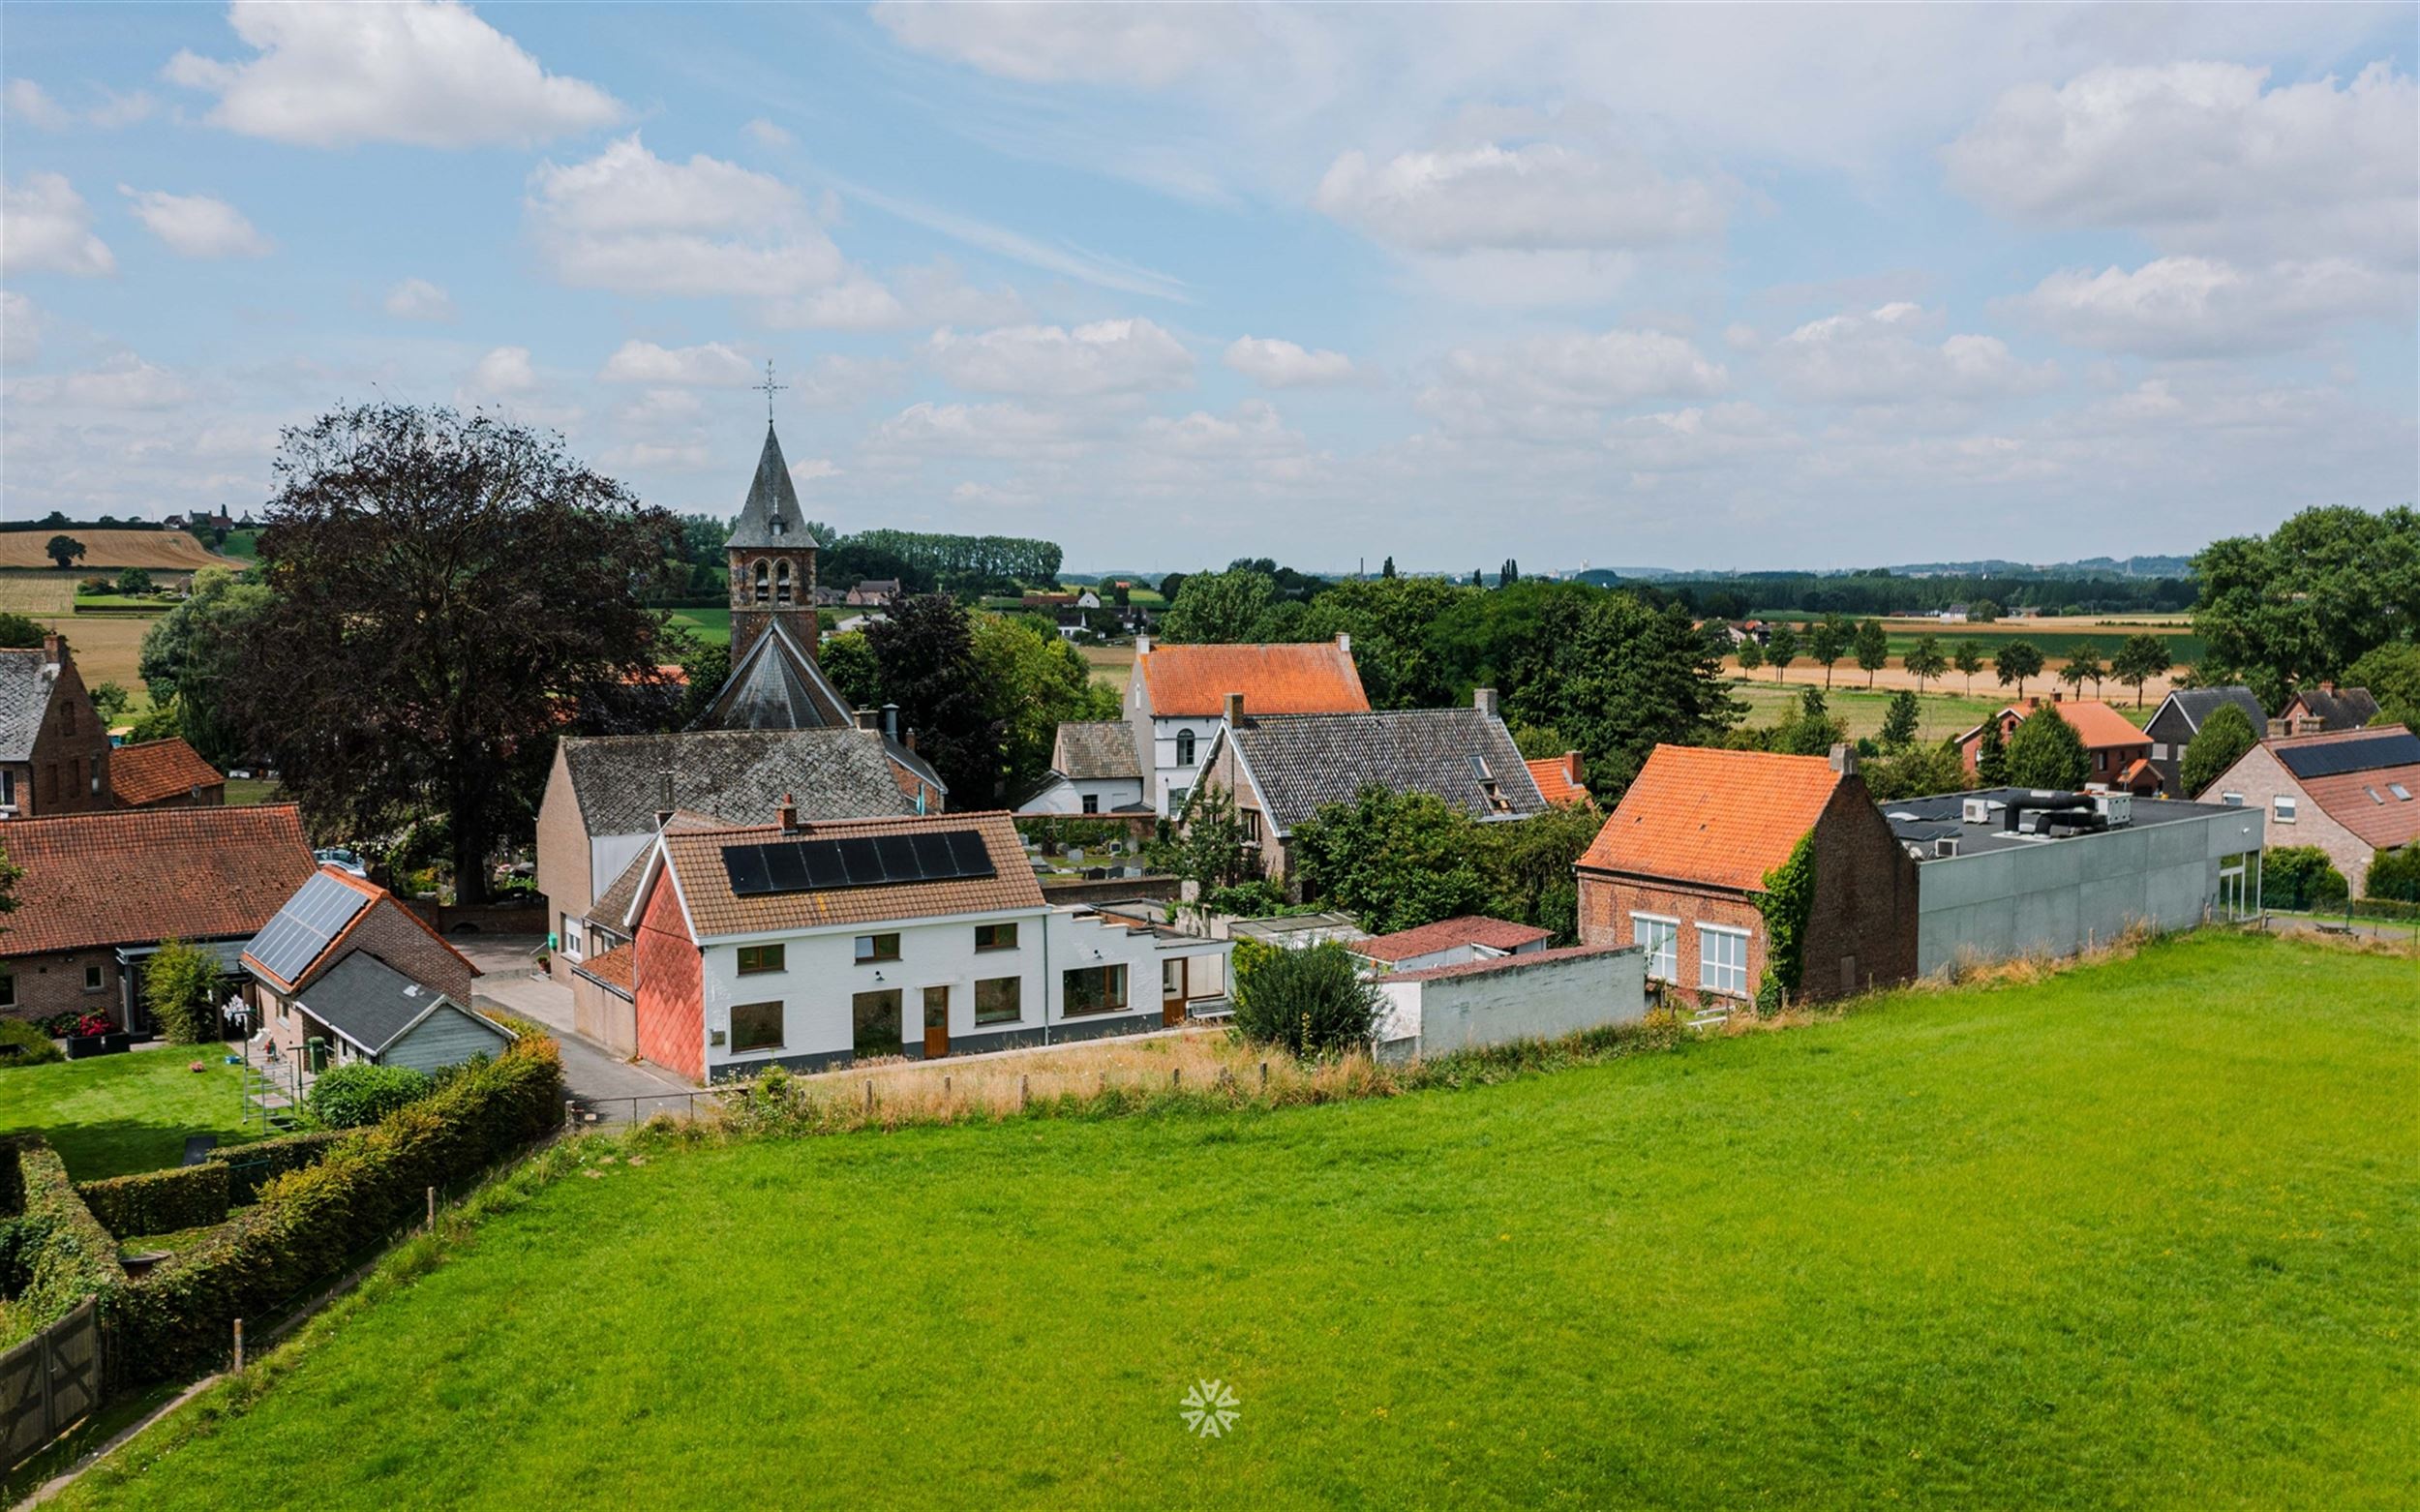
[2292,685,2380,730]
[2167,686,2265,732]
[0,648,58,763]
[1052,720,1141,780]
[296,951,496,1057]
[1226,709,1548,835]
[690,619,852,732]
[560,727,918,838]
[723,422,820,551]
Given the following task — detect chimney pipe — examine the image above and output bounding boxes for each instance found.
[777,792,801,833]
[1473,686,1500,718]
[882,703,899,741]
[1336,631,1351,654]
[1829,742,1859,775]
[1134,633,1152,655]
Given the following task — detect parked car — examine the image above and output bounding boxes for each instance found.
[314,847,368,877]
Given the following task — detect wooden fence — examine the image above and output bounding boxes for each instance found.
[0,1299,100,1468]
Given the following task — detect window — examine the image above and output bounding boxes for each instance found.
[851,990,902,1057]
[0,769,13,806]
[2151,742,2168,760]
[89,757,101,796]
[1168,786,1191,811]
[730,1000,783,1053]
[561,920,584,958]
[974,922,1018,953]
[2221,792,2244,807]
[1241,807,1261,844]
[2391,783,2414,802]
[752,559,770,603]
[1698,924,1749,997]
[774,560,793,604]
[1080,794,1100,815]
[1175,728,1196,767]
[1631,915,1679,983]
[0,971,13,1010]
[2272,796,2296,823]
[1062,964,1129,1016]
[83,964,105,992]
[974,975,1021,1025]
[854,933,900,964]
[737,944,785,975]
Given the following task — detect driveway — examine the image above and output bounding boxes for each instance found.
[457,935,701,1121]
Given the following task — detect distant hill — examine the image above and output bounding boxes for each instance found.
[1578,555,2191,584]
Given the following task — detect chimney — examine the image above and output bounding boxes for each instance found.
[882,703,899,741]
[2294,712,2323,737]
[1829,742,1859,775]
[776,792,801,833]
[854,707,879,731]
[905,728,918,753]
[2320,680,2337,694]
[2267,716,2290,740]
[655,767,675,830]
[40,632,62,670]
[1473,686,1500,718]
[1336,631,1352,654]
[2027,696,2042,711]
[1223,691,1244,726]
[1562,750,1584,786]
[1134,633,1152,655]
[2050,689,2062,703]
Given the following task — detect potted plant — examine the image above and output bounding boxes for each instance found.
[63,1011,121,1058]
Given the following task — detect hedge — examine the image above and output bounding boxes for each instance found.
[111,1038,561,1382]
[218,1129,349,1205]
[0,1137,127,1346]
[77,1162,231,1241]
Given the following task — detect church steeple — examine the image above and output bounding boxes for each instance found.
[726,388,820,663]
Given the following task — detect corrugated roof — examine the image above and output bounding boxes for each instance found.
[0,803,317,955]
[1226,709,1545,835]
[560,725,916,837]
[1578,744,1843,893]
[1052,721,1141,780]
[1379,943,1628,984]
[107,737,223,808]
[648,811,1044,939]
[1138,641,1369,717]
[1357,915,1552,963]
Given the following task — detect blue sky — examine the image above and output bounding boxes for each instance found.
[3,3,2413,573]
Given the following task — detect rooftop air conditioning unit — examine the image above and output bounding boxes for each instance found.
[2093,792,2133,828]
[1934,836,1960,858]
[1961,798,1993,825]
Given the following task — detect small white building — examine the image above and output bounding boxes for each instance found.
[1127,635,1371,816]
[1014,721,1149,817]
[612,809,1231,1082]
[1351,916,1552,976]
[1372,945,1647,1064]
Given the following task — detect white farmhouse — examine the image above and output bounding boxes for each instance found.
[1126,634,1369,816]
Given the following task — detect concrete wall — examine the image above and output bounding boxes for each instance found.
[571,972,637,1056]
[1914,806,2266,975]
[1374,947,1647,1064]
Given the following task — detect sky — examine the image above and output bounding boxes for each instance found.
[1,3,2413,574]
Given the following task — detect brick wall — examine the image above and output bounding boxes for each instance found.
[1577,875,1764,1007]
[534,746,592,984]
[1195,734,1288,884]
[633,870,704,1081]
[2204,744,2378,895]
[13,646,111,817]
[3,948,125,1025]
[1800,780,1921,999]
[311,898,476,1004]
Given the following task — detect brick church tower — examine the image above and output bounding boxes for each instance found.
[725,419,819,664]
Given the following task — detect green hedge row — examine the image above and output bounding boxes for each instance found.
[0,1138,128,1346]
[111,1040,561,1382]
[218,1129,350,1205]
[76,1163,230,1241]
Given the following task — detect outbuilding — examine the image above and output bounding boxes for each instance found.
[285,953,515,1074]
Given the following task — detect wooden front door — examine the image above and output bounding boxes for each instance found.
[923,985,949,1058]
[1162,957,1186,1027]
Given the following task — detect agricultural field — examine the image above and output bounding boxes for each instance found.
[65,932,2418,1509]
[662,606,731,645]
[25,613,153,702]
[1078,640,1135,692]
[0,530,241,571]
[0,574,76,615]
[1730,681,2014,742]
[0,1050,257,1181]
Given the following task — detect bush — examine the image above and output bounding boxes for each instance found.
[0,1138,126,1343]
[77,1162,231,1240]
[145,938,225,1044]
[307,1062,437,1129]
[2365,845,2420,907]
[2264,846,2349,913]
[0,1017,64,1068]
[2182,703,2256,799]
[216,1129,348,1205]
[1231,941,1379,1057]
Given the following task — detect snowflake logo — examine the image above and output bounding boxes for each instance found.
[1179,1377,1241,1437]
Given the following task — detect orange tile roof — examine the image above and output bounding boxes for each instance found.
[1137,641,1369,717]
[243,865,483,993]
[1968,699,2147,752]
[1578,744,1843,893]
[0,804,316,955]
[649,811,1045,940]
[107,737,224,808]
[577,942,636,995]
[1357,915,1553,963]
[1526,756,1589,805]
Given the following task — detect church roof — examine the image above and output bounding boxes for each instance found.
[724,422,819,552]
[691,618,853,732]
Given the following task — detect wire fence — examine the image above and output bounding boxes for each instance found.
[564,1090,730,1128]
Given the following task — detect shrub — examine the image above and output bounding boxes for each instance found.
[2365,845,2420,907]
[0,1017,64,1068]
[77,1162,230,1239]
[2006,705,2089,791]
[307,1062,437,1129]
[216,1129,348,1205]
[145,938,224,1044]
[2264,846,2349,913]
[1231,941,1379,1058]
[2182,703,2256,799]
[0,1138,126,1343]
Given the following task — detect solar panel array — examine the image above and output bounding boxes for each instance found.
[2277,731,2420,780]
[721,830,995,896]
[245,871,372,983]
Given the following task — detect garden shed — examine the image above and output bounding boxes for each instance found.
[290,953,515,1074]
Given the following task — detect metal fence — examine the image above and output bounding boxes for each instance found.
[0,1299,99,1469]
[564,1091,728,1127]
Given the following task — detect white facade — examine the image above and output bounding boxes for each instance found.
[1015,772,1149,817]
[1373,948,1648,1064]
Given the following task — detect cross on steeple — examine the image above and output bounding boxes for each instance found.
[754,358,787,425]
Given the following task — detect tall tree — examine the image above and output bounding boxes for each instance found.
[1499,559,1519,587]
[866,592,1004,803]
[138,566,272,769]
[1501,591,1740,796]
[2344,642,2420,732]
[231,404,678,902]
[2006,706,2089,790]
[1880,689,1921,749]
[817,630,880,710]
[1904,634,1947,693]
[2193,504,2419,707]
[1976,717,2009,785]
[1806,618,1845,689]
[1158,567,1279,644]
[1765,622,1800,682]
[1994,639,2045,699]
[1380,556,1397,580]
[2111,633,2172,708]
[45,534,84,569]
[1736,635,1765,677]
[971,612,1119,801]
[1952,639,1985,694]
[2180,703,2257,798]
[1854,619,1890,686]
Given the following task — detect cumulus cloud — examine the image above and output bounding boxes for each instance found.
[1,173,114,277]
[1436,328,1726,410]
[465,346,537,395]
[597,340,757,386]
[2005,255,2407,358]
[1316,141,1723,254]
[926,318,1193,397]
[5,79,71,129]
[119,187,274,258]
[863,401,1088,462]
[1946,60,2418,265]
[1766,302,2057,404]
[2,292,40,367]
[763,277,906,330]
[525,135,846,303]
[163,0,624,148]
[1224,336,1356,388]
[382,277,457,322]
[741,117,794,149]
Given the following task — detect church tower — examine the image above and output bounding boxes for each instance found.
[725,417,819,665]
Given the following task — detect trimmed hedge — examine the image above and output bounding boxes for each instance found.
[0,1138,127,1345]
[111,1039,561,1381]
[218,1129,349,1205]
[307,1062,434,1128]
[77,1162,230,1241]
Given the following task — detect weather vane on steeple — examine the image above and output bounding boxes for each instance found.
[755,358,787,425]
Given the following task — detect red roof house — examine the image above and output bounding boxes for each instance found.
[107,737,226,809]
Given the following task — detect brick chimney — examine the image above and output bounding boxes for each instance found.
[2319,680,2337,694]
[1223,691,1244,726]
[777,792,801,832]
[854,707,878,731]
[40,632,62,671]
[1473,686,1500,718]
[1830,742,1859,775]
[1562,750,1584,787]
[2266,716,2290,740]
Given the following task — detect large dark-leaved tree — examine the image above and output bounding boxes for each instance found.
[865,592,1004,802]
[232,404,678,901]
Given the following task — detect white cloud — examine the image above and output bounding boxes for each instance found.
[2007,255,2407,357]
[600,440,712,472]
[926,318,1193,397]
[1316,141,1723,254]
[791,458,840,484]
[1137,399,1306,460]
[863,401,1088,462]
[741,118,793,149]
[1,173,114,277]
[763,277,906,330]
[1946,61,2418,265]
[871,2,1264,88]
[163,0,624,148]
[11,353,192,409]
[597,340,757,386]
[525,135,846,302]
[6,79,71,129]
[1225,336,1355,388]
[382,277,457,322]
[1767,302,2057,404]
[2,292,41,367]
[466,346,537,395]
[118,187,274,258]
[1436,328,1726,410]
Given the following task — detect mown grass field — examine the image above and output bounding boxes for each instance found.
[65,932,2418,1509]
[0,1050,256,1180]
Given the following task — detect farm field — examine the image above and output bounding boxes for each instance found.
[1078,640,1135,692]
[0,530,240,571]
[0,574,76,615]
[1730,680,2012,742]
[28,613,151,702]
[0,1050,257,1181]
[66,932,2418,1510]
[663,606,731,646]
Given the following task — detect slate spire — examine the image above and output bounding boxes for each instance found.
[725,421,819,551]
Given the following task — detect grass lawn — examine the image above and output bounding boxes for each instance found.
[0,1050,257,1180]
[221,777,282,805]
[663,606,731,646]
[63,933,2417,1509]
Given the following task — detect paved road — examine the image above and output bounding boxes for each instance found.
[457,936,698,1118]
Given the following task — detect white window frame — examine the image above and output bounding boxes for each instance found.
[2272,795,2296,824]
[2221,792,2244,807]
[1698,923,1750,998]
[1630,913,1679,983]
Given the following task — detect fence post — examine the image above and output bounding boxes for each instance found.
[943,1074,952,1097]
[864,1080,874,1115]
[1259,1061,1269,1090]
[426,1186,436,1231]
[1170,1068,1181,1090]
[232,1317,244,1375]
[1018,1074,1029,1109]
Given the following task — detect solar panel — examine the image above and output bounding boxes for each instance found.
[2276,731,2420,780]
[718,830,997,896]
[246,871,372,983]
